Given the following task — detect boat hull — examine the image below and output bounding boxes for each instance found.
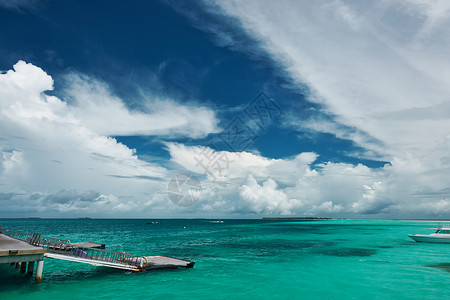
[408,234,450,243]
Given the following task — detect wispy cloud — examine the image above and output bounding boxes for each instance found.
[0,0,43,12]
[201,0,450,158]
[62,72,220,139]
[161,0,450,217]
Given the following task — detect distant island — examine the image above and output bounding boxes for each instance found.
[262,217,332,220]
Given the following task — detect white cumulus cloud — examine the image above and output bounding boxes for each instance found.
[0,60,219,217]
[166,143,392,216]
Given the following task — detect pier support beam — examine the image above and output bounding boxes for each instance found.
[27,261,35,276]
[35,260,44,284]
[15,262,20,269]
[20,261,26,273]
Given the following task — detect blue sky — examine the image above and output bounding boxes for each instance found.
[1,0,450,218]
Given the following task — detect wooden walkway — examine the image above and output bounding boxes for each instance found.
[70,242,105,249]
[2,228,195,281]
[44,253,194,271]
[0,232,46,282]
[45,252,144,271]
[0,234,46,259]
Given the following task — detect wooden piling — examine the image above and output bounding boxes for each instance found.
[27,261,35,276]
[20,261,26,273]
[35,260,44,283]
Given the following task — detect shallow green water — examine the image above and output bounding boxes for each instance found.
[1,219,449,299]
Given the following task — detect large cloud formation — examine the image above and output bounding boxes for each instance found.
[168,0,450,217]
[2,59,449,218]
[166,141,450,218]
[4,0,450,218]
[0,61,218,217]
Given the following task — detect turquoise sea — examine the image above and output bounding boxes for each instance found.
[1,219,450,299]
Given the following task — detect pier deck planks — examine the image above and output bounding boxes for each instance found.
[144,255,195,270]
[70,242,105,249]
[0,234,46,258]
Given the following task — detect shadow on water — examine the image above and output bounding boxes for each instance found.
[318,247,377,257]
[44,267,126,283]
[377,245,395,249]
[222,239,336,250]
[426,263,450,273]
[0,265,37,292]
[0,263,191,291]
[0,264,127,290]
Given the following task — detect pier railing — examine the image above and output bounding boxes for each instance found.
[4,230,71,247]
[4,230,31,242]
[4,229,147,269]
[57,247,147,268]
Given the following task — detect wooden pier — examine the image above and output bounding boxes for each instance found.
[44,253,194,271]
[1,227,194,283]
[0,229,46,283]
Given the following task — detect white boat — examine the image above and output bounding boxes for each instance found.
[408,226,450,243]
